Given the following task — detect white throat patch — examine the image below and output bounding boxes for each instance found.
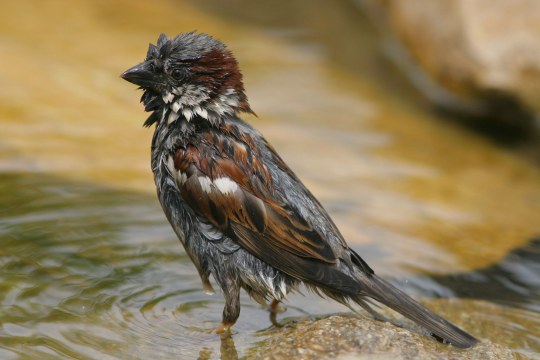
[163,86,240,126]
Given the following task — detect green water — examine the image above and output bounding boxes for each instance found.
[1,0,540,358]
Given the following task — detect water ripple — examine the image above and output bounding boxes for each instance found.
[2,171,539,358]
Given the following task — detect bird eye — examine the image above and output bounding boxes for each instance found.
[171,68,183,80]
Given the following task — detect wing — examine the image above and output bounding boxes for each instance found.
[167,122,339,265]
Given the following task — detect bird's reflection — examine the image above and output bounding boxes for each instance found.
[197,334,238,360]
[219,335,239,360]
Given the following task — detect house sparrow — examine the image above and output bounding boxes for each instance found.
[121,32,478,348]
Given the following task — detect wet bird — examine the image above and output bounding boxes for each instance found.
[121,32,478,348]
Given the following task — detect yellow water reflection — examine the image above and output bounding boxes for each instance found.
[1,0,540,358]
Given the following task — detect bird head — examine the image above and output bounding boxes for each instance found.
[121,32,253,127]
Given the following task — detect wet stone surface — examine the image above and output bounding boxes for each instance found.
[250,314,513,360]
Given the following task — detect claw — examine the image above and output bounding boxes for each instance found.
[214,322,234,334]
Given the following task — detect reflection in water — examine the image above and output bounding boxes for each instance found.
[0,173,337,358]
[403,238,540,355]
[196,336,238,360]
[219,336,239,360]
[402,237,540,312]
[0,173,228,358]
[2,0,540,357]
[431,237,540,310]
[0,172,539,358]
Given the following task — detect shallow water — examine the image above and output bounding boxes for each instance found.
[1,0,540,358]
[0,173,344,359]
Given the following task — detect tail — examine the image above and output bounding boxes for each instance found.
[354,274,478,348]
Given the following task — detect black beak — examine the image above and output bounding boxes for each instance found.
[121,61,158,89]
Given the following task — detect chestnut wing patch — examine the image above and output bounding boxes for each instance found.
[169,133,337,264]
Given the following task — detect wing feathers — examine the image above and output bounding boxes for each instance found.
[171,131,338,264]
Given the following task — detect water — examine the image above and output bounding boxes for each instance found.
[1,0,540,358]
[0,173,342,359]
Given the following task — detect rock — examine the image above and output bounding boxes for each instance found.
[358,0,540,127]
[249,313,513,360]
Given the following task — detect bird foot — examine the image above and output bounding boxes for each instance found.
[268,300,286,327]
[202,283,215,295]
[201,278,215,295]
[268,299,286,314]
[214,322,235,334]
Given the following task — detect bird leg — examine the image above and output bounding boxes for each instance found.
[214,276,240,334]
[201,276,215,295]
[268,299,284,327]
[269,299,281,313]
[196,268,214,295]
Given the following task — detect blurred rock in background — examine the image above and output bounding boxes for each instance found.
[358,0,540,137]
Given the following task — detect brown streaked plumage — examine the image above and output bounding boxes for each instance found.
[121,31,478,349]
[172,127,337,263]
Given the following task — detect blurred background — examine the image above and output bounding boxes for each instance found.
[1,0,539,358]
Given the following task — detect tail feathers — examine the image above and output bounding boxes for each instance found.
[357,274,478,349]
